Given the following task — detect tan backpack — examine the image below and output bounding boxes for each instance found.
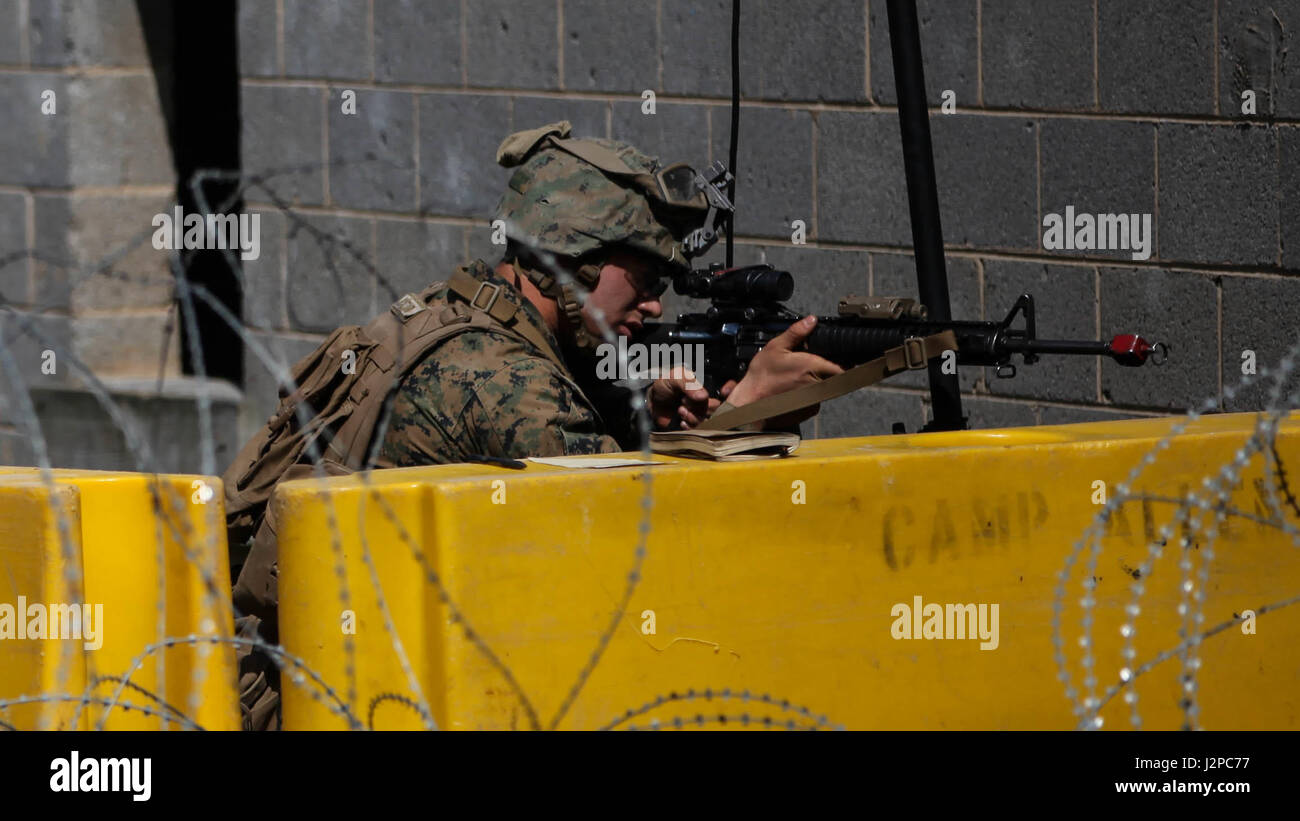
[221,264,567,553]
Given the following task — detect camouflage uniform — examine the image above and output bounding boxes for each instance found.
[374,258,627,467]
[375,120,709,466]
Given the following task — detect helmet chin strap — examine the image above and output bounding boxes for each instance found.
[511,258,604,353]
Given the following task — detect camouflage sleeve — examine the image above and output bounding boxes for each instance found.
[377,330,621,468]
[464,355,623,458]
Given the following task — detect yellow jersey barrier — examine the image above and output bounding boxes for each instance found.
[0,469,237,730]
[274,412,1300,730]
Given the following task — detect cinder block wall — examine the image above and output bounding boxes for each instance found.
[0,1,241,472]
[235,0,1300,441]
[0,0,178,380]
[5,1,1298,462]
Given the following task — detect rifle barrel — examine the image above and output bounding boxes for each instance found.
[1002,338,1110,357]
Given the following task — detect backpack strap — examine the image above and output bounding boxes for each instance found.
[445,267,567,371]
[332,264,568,467]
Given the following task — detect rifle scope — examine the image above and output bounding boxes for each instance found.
[673,265,794,303]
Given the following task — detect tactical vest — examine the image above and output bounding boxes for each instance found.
[222,262,566,592]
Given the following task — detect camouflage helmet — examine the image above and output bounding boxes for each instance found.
[493,121,710,274]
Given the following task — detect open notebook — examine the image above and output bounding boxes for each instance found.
[649,428,800,461]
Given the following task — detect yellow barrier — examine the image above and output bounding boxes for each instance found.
[276,412,1300,730]
[0,469,238,730]
[0,480,86,730]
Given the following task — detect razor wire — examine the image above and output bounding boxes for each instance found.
[0,156,1295,732]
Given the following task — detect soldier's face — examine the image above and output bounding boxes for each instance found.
[580,250,664,338]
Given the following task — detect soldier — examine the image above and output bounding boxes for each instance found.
[375,121,842,465]
[224,121,843,729]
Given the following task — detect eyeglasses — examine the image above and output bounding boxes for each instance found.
[624,266,670,300]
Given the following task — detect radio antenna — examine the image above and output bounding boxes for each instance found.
[726,0,740,268]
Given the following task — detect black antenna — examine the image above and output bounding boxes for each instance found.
[886,0,965,431]
[727,0,740,268]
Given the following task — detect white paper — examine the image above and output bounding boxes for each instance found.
[526,456,665,469]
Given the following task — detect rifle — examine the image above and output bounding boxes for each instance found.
[637,263,1167,422]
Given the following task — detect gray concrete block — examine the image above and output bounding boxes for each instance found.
[1040,119,1156,261]
[32,193,175,315]
[466,0,558,90]
[1282,127,1300,271]
[611,101,709,171]
[32,193,174,314]
[940,394,1039,429]
[373,218,463,305]
[0,74,70,187]
[563,0,657,94]
[241,84,325,207]
[70,312,181,380]
[982,0,1094,109]
[0,0,23,65]
[870,0,978,106]
[0,311,74,390]
[817,111,908,245]
[1158,124,1277,266]
[238,0,278,78]
[283,0,369,80]
[0,192,28,305]
[872,251,980,391]
[286,214,375,333]
[745,0,866,103]
[817,387,926,439]
[1218,0,1300,119]
[13,381,241,474]
[662,0,864,102]
[417,94,511,218]
[984,260,1097,403]
[1099,0,1213,115]
[709,106,813,240]
[819,112,1036,250]
[31,195,73,310]
[1220,275,1300,412]
[328,88,416,212]
[374,0,461,85]
[1038,405,1153,425]
[661,0,747,97]
[513,96,607,141]
[66,75,174,186]
[241,208,285,331]
[240,331,325,443]
[29,0,157,67]
[1099,266,1217,410]
[931,115,1038,250]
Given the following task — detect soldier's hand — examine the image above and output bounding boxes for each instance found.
[648,366,714,429]
[723,316,844,428]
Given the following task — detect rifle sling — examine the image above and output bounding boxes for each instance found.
[697,330,958,432]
